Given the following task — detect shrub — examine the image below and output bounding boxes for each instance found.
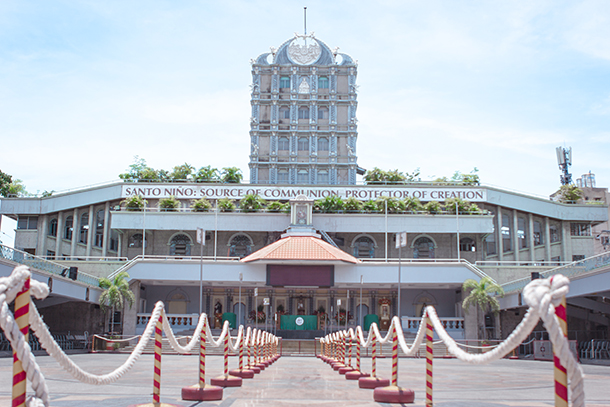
[122,195,147,211]
[240,194,265,212]
[267,201,290,213]
[158,196,180,211]
[191,198,212,212]
[315,196,344,213]
[363,199,380,213]
[468,203,483,214]
[375,197,402,213]
[444,198,470,214]
[424,200,442,214]
[404,197,423,213]
[217,198,236,212]
[344,197,364,212]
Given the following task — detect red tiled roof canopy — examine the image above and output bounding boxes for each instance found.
[241,235,360,264]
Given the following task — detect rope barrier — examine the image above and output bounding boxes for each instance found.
[319,274,585,407]
[0,266,279,405]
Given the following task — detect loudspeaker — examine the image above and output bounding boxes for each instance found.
[69,266,78,281]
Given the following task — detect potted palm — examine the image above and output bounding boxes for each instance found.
[158,196,180,211]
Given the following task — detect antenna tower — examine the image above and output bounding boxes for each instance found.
[555,146,573,185]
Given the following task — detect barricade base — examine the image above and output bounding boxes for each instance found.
[373,385,415,403]
[338,366,355,374]
[246,365,261,373]
[345,370,370,380]
[128,403,182,407]
[359,376,390,389]
[332,363,345,371]
[181,384,223,401]
[210,374,243,387]
[229,368,255,379]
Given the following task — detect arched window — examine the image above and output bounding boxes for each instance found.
[297,169,309,184]
[277,170,289,183]
[278,137,289,151]
[486,230,496,255]
[229,234,252,258]
[170,234,192,256]
[318,76,329,89]
[317,170,329,184]
[353,236,375,258]
[298,137,309,151]
[79,213,89,244]
[460,237,476,252]
[280,107,290,119]
[413,236,435,259]
[48,218,58,237]
[94,209,104,247]
[129,233,143,248]
[318,138,329,151]
[298,107,309,119]
[280,76,290,88]
[317,108,328,120]
[64,216,73,240]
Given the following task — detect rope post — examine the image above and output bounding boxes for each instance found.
[554,296,568,407]
[182,316,223,401]
[372,331,377,377]
[210,326,243,387]
[153,314,163,404]
[229,328,255,379]
[426,316,433,407]
[373,322,415,402]
[12,277,30,407]
[200,318,206,387]
[239,333,244,370]
[391,324,398,386]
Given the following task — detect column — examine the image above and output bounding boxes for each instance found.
[512,210,519,262]
[528,213,535,262]
[496,206,504,261]
[55,211,63,258]
[70,208,78,257]
[561,221,570,262]
[86,205,94,257]
[117,231,123,258]
[544,217,552,262]
[37,214,48,257]
[102,202,110,257]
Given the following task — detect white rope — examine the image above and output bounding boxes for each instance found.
[0,266,50,406]
[322,275,584,407]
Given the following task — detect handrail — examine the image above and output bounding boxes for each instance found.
[502,251,610,293]
[0,243,100,287]
[106,254,242,280]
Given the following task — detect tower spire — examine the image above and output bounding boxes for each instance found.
[304,7,307,35]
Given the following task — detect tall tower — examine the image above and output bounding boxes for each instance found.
[249,33,359,185]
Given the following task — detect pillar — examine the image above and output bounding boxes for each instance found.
[496,206,504,261]
[70,208,78,257]
[528,213,535,262]
[55,211,63,258]
[544,217,552,262]
[512,210,519,262]
[102,201,110,257]
[86,205,94,257]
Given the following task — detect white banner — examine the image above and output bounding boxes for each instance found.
[121,184,487,202]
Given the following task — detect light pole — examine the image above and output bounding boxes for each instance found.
[238,273,243,328]
[197,228,205,315]
[254,287,258,332]
[396,232,407,321]
[142,201,146,259]
[456,201,461,261]
[359,275,363,327]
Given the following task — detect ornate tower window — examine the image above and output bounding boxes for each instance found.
[280,76,290,88]
[318,76,329,89]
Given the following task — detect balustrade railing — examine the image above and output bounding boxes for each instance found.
[0,244,99,286]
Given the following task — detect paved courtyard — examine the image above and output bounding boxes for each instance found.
[1,353,609,406]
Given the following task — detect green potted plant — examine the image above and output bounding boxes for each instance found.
[191,198,212,212]
[344,197,364,212]
[267,201,289,213]
[424,200,442,214]
[217,198,236,212]
[239,194,265,212]
[122,195,147,211]
[158,196,180,211]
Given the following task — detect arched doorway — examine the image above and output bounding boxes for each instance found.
[167,290,188,314]
[233,302,246,327]
[356,304,369,327]
[170,234,192,256]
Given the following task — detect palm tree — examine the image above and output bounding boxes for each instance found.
[462,276,504,339]
[99,271,135,334]
[221,167,243,183]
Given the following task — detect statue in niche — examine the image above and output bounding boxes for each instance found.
[297,296,306,315]
[214,301,223,329]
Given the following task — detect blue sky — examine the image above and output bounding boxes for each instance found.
[1,0,609,198]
